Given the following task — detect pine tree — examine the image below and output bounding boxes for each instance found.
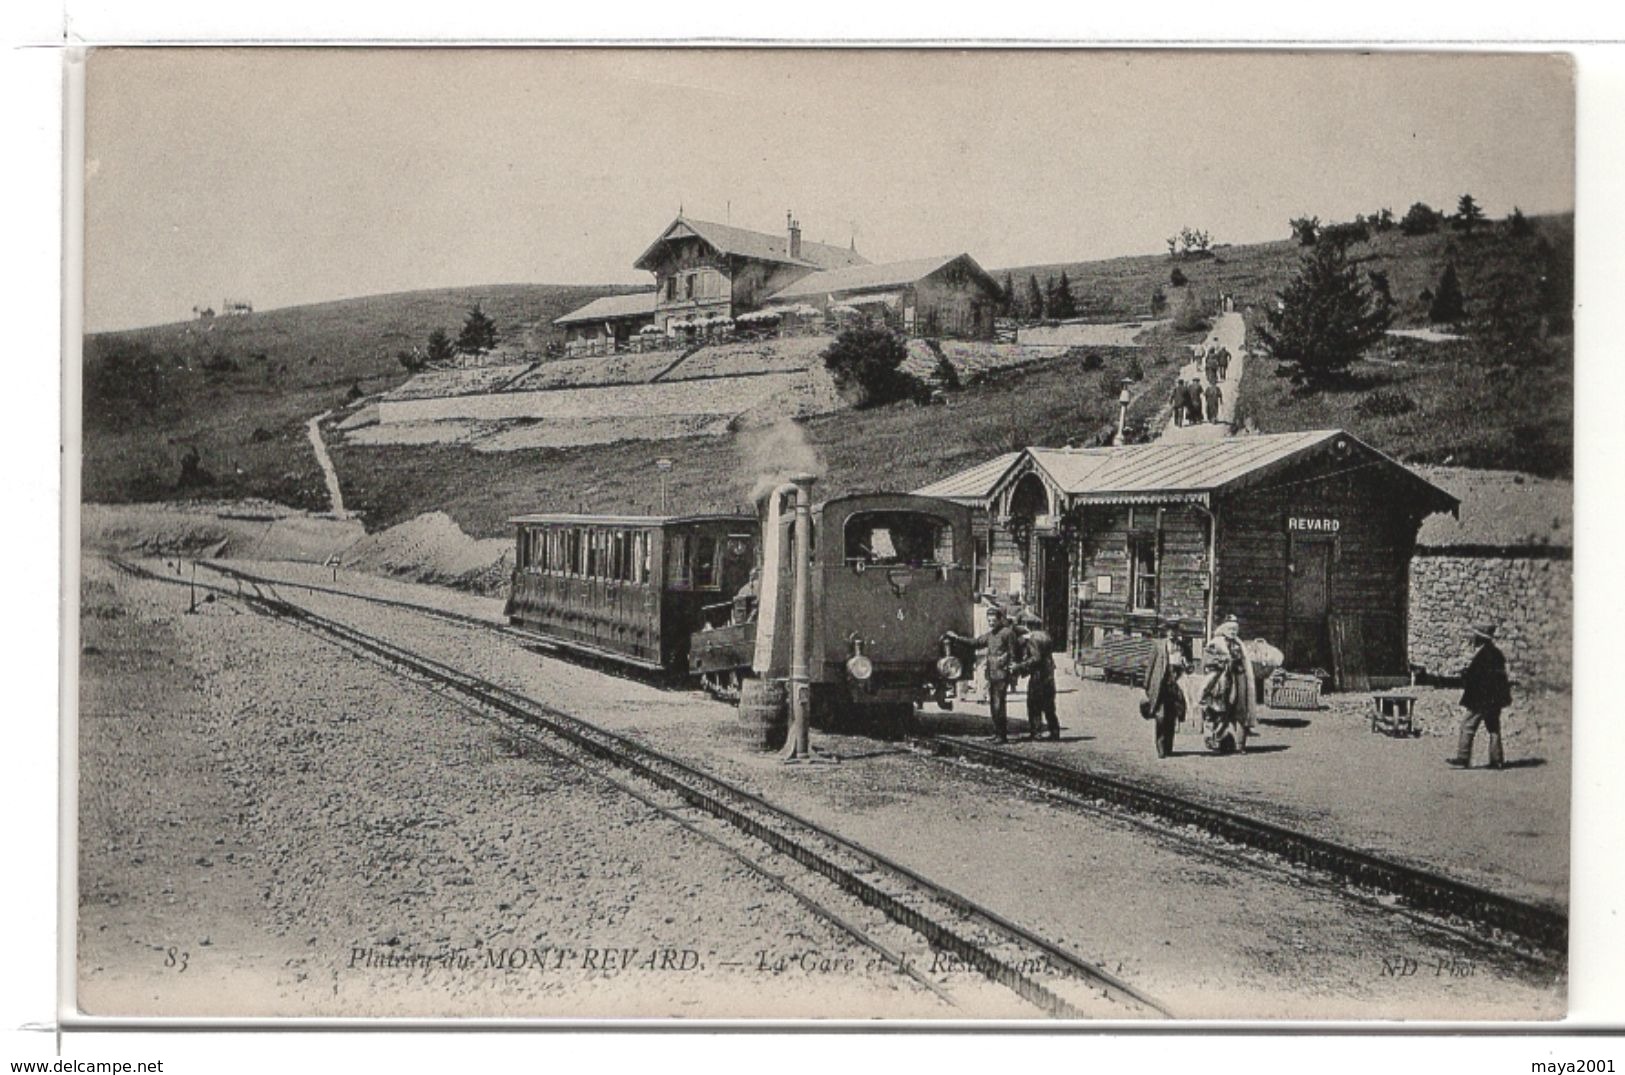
[1257,241,1392,386]
[455,302,499,355]
[1428,264,1465,324]
[426,328,456,364]
[1000,273,1016,318]
[1026,275,1047,321]
[1507,206,1531,237]
[1454,193,1486,233]
[1048,271,1077,319]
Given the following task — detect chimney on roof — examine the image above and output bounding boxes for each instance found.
[787,212,802,260]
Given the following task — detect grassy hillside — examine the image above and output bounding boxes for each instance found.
[996,213,1574,330]
[328,335,1195,538]
[81,209,1573,519]
[81,283,643,506]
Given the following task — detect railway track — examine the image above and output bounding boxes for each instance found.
[909,735,1568,956]
[158,559,1567,958]
[111,557,1170,1019]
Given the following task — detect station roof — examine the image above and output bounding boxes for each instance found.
[924,431,1459,515]
[914,452,1022,504]
[553,291,658,326]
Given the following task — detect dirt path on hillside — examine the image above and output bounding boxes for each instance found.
[1158,311,1246,444]
[306,411,349,517]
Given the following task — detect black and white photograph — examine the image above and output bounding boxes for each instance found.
[68,46,1579,1026]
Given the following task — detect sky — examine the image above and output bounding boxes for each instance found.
[82,48,1575,332]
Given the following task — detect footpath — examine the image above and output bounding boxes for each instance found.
[1158,310,1247,444]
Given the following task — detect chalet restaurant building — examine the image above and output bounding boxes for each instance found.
[917,431,1459,685]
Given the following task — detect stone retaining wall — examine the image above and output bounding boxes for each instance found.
[1408,552,1571,688]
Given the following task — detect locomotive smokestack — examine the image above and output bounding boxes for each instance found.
[781,472,818,762]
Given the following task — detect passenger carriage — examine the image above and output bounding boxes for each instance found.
[505,512,757,672]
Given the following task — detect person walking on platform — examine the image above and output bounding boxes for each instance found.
[1140,617,1188,758]
[1448,624,1513,769]
[1169,378,1187,427]
[1204,380,1224,423]
[1205,348,1221,386]
[1216,345,1231,380]
[945,604,1022,744]
[1014,611,1060,740]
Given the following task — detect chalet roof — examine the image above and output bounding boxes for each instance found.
[553,291,658,326]
[765,254,991,302]
[920,431,1458,515]
[633,216,870,272]
[914,452,1023,504]
[1412,466,1571,549]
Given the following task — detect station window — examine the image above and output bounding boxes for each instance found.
[1129,532,1160,612]
[844,511,954,568]
[973,531,990,594]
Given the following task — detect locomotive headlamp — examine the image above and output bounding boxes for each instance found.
[846,654,874,681]
[936,655,963,680]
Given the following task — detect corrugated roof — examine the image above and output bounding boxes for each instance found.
[553,291,658,325]
[634,216,870,272]
[914,452,1023,503]
[1413,466,1571,549]
[765,254,965,301]
[1028,431,1340,499]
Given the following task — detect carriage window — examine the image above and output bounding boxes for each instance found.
[694,535,718,588]
[1129,532,1160,612]
[844,511,954,568]
[571,528,585,576]
[635,531,650,584]
[667,533,691,587]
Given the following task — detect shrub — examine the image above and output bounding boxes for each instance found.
[1355,390,1417,418]
[1172,287,1207,332]
[1290,215,1320,246]
[1400,202,1443,236]
[1169,266,1188,288]
[1321,220,1370,248]
[821,326,927,408]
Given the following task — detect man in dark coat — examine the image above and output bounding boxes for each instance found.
[1140,617,1188,758]
[1448,623,1513,769]
[1169,378,1186,426]
[946,604,1022,744]
[1182,380,1203,426]
[1204,381,1223,423]
[1014,612,1060,740]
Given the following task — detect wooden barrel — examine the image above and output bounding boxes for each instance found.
[732,677,788,751]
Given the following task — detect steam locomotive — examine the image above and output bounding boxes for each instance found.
[504,485,974,732]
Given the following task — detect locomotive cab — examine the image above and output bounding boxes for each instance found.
[809,494,974,724]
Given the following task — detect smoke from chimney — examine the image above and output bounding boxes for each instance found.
[740,418,824,504]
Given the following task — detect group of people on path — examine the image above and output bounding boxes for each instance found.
[951,605,1515,770]
[1170,341,1231,427]
[944,602,1059,743]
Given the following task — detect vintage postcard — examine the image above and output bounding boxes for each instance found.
[74,47,1574,1022]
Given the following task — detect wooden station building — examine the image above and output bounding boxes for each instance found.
[917,430,1459,685]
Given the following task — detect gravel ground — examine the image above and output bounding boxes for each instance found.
[211,561,1566,1020]
[77,559,951,1019]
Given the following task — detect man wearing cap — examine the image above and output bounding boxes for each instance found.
[945,604,1023,744]
[1014,611,1060,741]
[1141,617,1188,758]
[1449,624,1512,770]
